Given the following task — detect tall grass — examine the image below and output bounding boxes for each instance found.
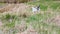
[0,1,60,34]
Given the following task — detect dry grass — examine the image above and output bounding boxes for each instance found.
[0,1,60,34]
[0,4,16,13]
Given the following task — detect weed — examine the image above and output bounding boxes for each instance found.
[5,14,11,20]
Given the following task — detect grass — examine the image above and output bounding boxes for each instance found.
[27,1,60,11]
[50,3,60,10]
[0,0,60,34]
[25,12,60,34]
[27,1,48,11]
[0,3,5,5]
[0,3,6,8]
[26,1,60,34]
[26,20,60,34]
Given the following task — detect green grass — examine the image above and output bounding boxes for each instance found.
[0,1,60,34]
[0,9,60,34]
[26,13,60,34]
[50,3,60,10]
[27,1,48,11]
[0,3,6,7]
[0,3,5,5]
[26,1,60,34]
[25,7,60,34]
[5,22,15,28]
[27,1,60,11]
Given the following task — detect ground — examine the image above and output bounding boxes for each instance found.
[0,1,60,34]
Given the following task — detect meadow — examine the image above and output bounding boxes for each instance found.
[0,0,60,34]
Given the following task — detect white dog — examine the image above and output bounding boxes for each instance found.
[32,5,40,13]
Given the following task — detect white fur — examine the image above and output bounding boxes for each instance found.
[32,7,40,13]
[32,7,37,12]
